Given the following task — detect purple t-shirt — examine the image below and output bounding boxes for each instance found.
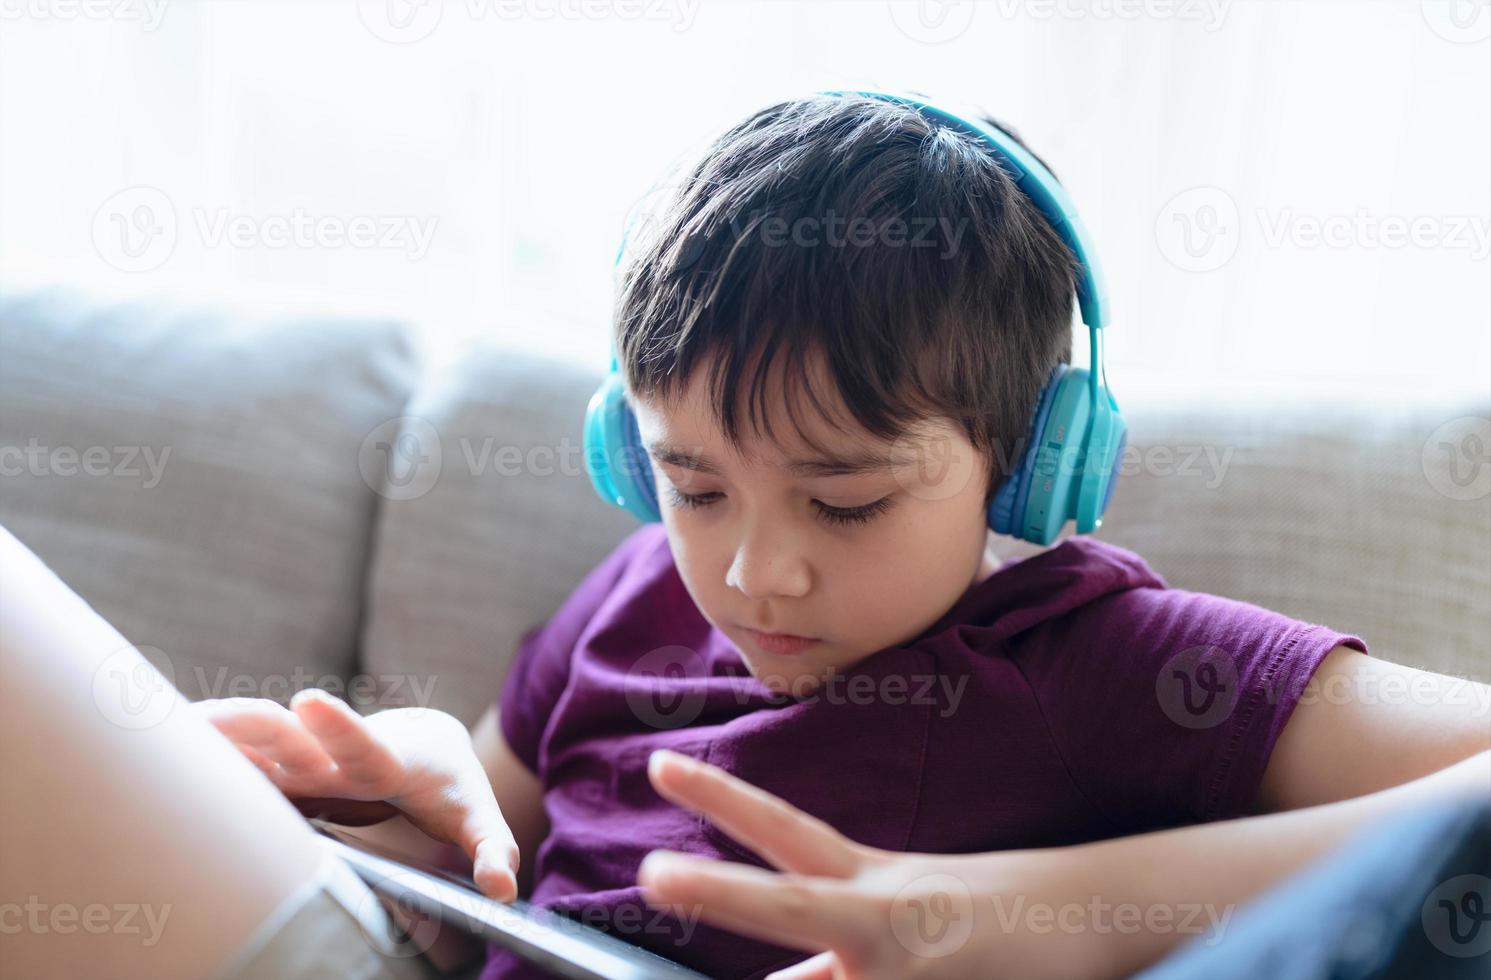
[482,523,1366,979]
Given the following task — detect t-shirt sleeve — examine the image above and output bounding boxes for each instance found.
[498,528,650,776]
[1011,585,1369,831]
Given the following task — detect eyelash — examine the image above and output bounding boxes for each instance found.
[666,488,894,527]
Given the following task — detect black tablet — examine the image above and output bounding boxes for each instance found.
[310,819,710,980]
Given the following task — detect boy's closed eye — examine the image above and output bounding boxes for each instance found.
[665,484,897,527]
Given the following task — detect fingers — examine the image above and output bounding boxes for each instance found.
[197,697,332,778]
[290,689,402,792]
[447,767,522,904]
[638,849,866,955]
[469,834,521,904]
[647,749,862,879]
[237,743,283,781]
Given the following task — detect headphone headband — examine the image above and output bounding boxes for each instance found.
[819,90,1108,330]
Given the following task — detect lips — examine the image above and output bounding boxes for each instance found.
[740,627,819,656]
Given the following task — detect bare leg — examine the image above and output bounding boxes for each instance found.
[0,526,327,979]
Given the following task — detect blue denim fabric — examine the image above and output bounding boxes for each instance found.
[1137,796,1491,980]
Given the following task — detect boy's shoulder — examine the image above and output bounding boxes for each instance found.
[928,534,1170,644]
[584,522,705,625]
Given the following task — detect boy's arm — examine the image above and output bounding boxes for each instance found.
[1256,644,1491,811]
[636,746,1491,980]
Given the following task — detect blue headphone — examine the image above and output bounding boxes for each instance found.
[584,91,1126,546]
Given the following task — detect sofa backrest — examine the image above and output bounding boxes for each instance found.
[3,288,1486,727]
[0,288,418,704]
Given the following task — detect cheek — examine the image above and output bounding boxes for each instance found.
[658,515,731,616]
[828,501,986,638]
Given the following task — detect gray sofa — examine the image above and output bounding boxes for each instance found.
[2,284,1487,732]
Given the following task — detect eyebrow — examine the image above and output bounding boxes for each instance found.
[645,441,916,478]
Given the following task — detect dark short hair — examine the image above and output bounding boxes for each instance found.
[614,93,1079,503]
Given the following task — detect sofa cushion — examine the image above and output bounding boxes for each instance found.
[357,343,638,724]
[0,288,418,702]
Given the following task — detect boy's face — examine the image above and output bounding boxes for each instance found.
[629,351,999,696]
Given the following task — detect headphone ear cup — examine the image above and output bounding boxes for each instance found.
[1075,387,1126,532]
[988,466,1023,536]
[583,374,661,523]
[988,364,1067,540]
[1103,421,1127,513]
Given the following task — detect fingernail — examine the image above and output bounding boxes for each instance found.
[639,850,685,889]
[648,749,693,780]
[475,858,517,900]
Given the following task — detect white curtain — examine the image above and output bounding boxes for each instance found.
[2,0,1486,390]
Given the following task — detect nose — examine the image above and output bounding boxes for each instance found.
[724,517,812,601]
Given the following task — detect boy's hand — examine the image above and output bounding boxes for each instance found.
[638,749,1096,980]
[193,689,521,902]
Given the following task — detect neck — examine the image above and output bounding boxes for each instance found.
[973,531,1000,586]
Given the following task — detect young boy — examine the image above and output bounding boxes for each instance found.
[488,91,1486,976]
[178,92,1488,979]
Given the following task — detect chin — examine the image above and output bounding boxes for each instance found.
[737,657,831,698]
